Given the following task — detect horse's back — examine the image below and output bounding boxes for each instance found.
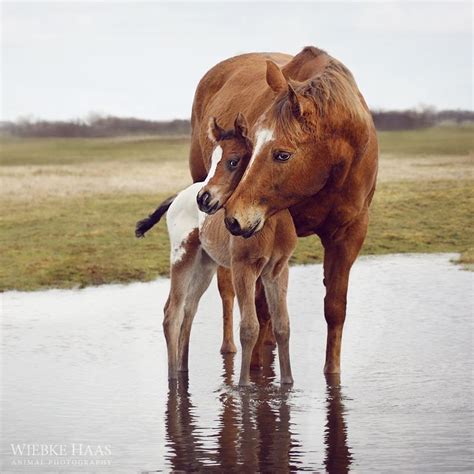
[192,52,291,126]
[189,52,292,181]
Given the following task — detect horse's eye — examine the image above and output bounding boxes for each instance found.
[227,158,240,170]
[273,151,292,162]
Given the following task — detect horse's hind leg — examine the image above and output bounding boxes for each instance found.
[250,280,272,369]
[163,234,199,380]
[262,264,293,385]
[217,267,237,354]
[163,280,187,380]
[178,251,217,372]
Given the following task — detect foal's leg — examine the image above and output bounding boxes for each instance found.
[217,266,237,354]
[178,251,217,372]
[232,263,260,386]
[262,264,293,384]
[322,211,368,374]
[163,233,201,380]
[263,320,277,346]
[163,265,194,380]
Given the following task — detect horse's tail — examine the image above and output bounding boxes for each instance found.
[135,194,176,238]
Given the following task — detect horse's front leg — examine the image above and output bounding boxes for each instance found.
[262,264,293,384]
[322,212,368,374]
[232,262,260,386]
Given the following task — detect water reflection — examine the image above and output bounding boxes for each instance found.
[324,374,352,473]
[164,350,352,472]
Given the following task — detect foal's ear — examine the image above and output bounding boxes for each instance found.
[234,112,249,139]
[266,60,287,94]
[208,117,225,142]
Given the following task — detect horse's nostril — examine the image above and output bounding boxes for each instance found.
[224,217,242,235]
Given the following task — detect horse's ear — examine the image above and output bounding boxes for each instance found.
[266,60,287,94]
[234,112,249,139]
[288,83,303,119]
[208,117,225,142]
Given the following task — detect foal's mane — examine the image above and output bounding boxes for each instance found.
[270,52,370,142]
[216,127,252,152]
[215,128,236,141]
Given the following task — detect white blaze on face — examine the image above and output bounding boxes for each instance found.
[203,145,223,185]
[241,127,274,183]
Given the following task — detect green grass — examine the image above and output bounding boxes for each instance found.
[1,180,472,291]
[1,126,472,291]
[378,126,474,156]
[0,194,171,291]
[0,136,190,166]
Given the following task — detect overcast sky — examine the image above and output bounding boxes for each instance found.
[2,1,472,121]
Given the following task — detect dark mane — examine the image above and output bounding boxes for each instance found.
[300,45,327,57]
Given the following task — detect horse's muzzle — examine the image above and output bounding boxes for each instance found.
[224,216,261,238]
[197,191,220,214]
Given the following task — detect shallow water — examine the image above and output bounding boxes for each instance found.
[1,254,473,473]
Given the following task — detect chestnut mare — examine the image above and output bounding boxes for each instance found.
[161,119,296,386]
[193,46,378,374]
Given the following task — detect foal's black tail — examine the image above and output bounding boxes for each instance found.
[135,194,176,238]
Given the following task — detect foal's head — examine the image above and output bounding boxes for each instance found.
[196,113,252,214]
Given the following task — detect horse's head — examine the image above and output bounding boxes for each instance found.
[224,59,371,238]
[197,113,252,214]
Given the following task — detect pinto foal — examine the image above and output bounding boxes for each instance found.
[163,117,296,386]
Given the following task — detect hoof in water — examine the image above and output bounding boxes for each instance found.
[220,341,237,354]
[323,364,341,375]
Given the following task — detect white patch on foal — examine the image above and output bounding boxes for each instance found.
[167,145,224,264]
[166,182,205,264]
[203,145,223,184]
[241,127,274,183]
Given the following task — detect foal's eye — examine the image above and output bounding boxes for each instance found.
[273,151,292,162]
[227,158,240,170]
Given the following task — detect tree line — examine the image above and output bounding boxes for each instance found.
[1,109,472,138]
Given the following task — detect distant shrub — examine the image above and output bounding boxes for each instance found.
[0,116,191,138]
[1,109,472,137]
[372,108,474,131]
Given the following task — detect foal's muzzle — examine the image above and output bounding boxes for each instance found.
[197,190,220,214]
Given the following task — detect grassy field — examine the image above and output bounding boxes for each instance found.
[1,126,473,291]
[377,125,474,156]
[0,136,190,166]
